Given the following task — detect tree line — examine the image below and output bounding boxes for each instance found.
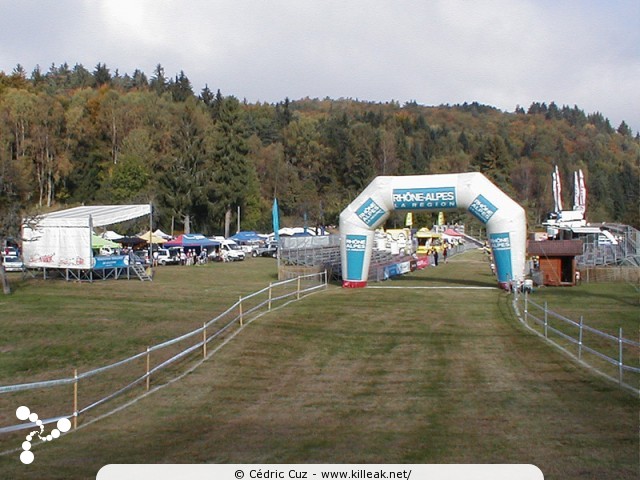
[1,62,638,242]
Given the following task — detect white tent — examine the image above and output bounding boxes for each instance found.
[22,205,151,269]
[153,229,173,240]
[102,230,123,240]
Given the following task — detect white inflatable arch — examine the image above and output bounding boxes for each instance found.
[339,173,526,289]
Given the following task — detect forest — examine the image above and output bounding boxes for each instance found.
[0,62,638,240]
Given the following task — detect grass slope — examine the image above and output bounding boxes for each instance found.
[0,252,637,480]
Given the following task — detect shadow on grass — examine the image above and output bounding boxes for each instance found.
[389,272,497,289]
[536,283,640,308]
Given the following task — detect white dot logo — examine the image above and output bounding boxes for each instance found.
[15,406,72,464]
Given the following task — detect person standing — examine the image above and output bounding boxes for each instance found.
[433,249,439,266]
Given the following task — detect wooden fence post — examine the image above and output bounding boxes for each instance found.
[73,368,78,430]
[618,327,623,386]
[297,276,301,300]
[578,316,583,361]
[268,283,272,311]
[203,323,207,358]
[239,296,243,326]
[146,347,150,391]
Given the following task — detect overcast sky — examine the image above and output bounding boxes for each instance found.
[2,0,638,132]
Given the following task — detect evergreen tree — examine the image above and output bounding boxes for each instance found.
[211,96,256,236]
[159,99,214,233]
[150,64,167,95]
[93,63,111,86]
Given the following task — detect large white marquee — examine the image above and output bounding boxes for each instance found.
[339,173,526,289]
[22,205,151,270]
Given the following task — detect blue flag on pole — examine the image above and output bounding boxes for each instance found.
[272,198,280,243]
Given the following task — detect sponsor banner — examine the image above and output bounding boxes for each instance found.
[468,194,498,224]
[93,255,128,269]
[385,264,400,278]
[344,234,368,281]
[392,187,457,210]
[398,261,411,274]
[355,198,386,227]
[416,257,430,269]
[489,232,513,284]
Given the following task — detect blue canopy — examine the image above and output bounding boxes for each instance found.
[164,234,220,248]
[229,231,264,243]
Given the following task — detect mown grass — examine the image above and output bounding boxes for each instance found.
[0,251,638,480]
[526,280,639,337]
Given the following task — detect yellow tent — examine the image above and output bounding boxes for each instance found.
[138,231,167,244]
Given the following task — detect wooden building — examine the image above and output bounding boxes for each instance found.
[527,239,583,286]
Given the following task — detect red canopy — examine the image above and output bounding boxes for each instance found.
[443,228,463,237]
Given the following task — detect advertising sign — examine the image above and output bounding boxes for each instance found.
[344,234,368,281]
[392,187,457,210]
[356,198,386,227]
[489,232,513,284]
[93,255,128,269]
[468,194,498,224]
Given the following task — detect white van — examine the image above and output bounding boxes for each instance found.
[208,237,245,261]
[221,240,245,261]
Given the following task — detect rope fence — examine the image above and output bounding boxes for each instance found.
[512,290,640,395]
[0,271,327,446]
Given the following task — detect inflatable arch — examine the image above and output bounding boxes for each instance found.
[339,173,527,289]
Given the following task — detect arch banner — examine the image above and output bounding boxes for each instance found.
[339,173,526,289]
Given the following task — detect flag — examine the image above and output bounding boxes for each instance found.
[405,212,413,227]
[272,198,280,243]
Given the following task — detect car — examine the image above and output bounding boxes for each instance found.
[156,248,179,265]
[252,243,278,258]
[2,255,24,272]
[209,241,245,262]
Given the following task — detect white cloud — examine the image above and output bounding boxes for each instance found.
[0,0,638,130]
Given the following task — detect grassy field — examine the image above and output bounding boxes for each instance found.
[0,251,638,480]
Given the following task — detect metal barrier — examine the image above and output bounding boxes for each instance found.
[0,272,327,438]
[512,291,639,395]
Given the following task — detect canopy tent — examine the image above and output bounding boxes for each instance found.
[277,227,314,237]
[35,205,151,228]
[102,230,123,240]
[229,231,267,244]
[443,228,463,237]
[138,231,168,244]
[91,234,120,249]
[164,234,220,248]
[22,204,151,270]
[115,236,146,247]
[153,229,173,240]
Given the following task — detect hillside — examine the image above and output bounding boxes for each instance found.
[1,65,638,239]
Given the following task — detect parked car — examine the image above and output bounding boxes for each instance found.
[209,240,245,261]
[156,248,180,265]
[252,242,278,258]
[2,255,24,272]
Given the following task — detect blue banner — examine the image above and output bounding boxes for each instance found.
[489,232,513,284]
[392,187,457,210]
[272,198,280,243]
[345,234,367,281]
[93,255,128,269]
[468,194,498,223]
[356,198,386,227]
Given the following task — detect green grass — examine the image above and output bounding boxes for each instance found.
[525,281,639,337]
[0,252,638,480]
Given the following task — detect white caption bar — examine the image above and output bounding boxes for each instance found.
[97,464,543,480]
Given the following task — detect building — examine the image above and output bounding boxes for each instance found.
[528,239,583,286]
